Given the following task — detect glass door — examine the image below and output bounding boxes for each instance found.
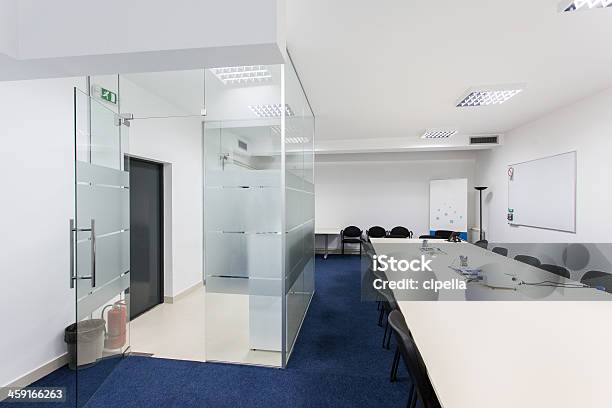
[72,88,130,406]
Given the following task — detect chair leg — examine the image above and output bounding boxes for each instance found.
[390,346,400,382]
[409,387,417,408]
[342,241,345,255]
[382,320,389,348]
[378,307,385,327]
[407,384,416,408]
[385,326,392,349]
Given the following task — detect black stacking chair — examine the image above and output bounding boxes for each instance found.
[367,226,387,239]
[581,271,612,293]
[388,226,412,238]
[434,230,454,239]
[388,310,442,408]
[341,226,363,255]
[474,240,488,249]
[492,247,508,257]
[514,255,541,267]
[377,285,399,350]
[539,264,570,279]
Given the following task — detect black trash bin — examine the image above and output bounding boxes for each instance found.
[64,319,105,369]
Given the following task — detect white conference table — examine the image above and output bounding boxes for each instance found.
[370,238,612,408]
[315,228,342,259]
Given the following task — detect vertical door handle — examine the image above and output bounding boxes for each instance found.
[90,219,96,288]
[70,219,97,288]
[69,219,75,288]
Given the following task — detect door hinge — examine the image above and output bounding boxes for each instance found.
[115,113,134,127]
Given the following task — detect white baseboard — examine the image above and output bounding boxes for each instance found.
[1,353,69,400]
[164,280,203,304]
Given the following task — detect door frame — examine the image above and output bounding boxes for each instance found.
[125,155,165,318]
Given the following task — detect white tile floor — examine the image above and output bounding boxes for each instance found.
[129,286,281,366]
[130,286,206,362]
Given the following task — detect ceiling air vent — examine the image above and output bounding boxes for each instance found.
[470,135,499,145]
[238,140,248,151]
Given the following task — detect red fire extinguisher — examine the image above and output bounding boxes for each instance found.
[102,301,127,350]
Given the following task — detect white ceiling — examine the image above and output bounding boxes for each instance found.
[286,0,612,147]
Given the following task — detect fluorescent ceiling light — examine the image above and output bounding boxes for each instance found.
[212,65,272,85]
[457,87,523,107]
[560,0,612,12]
[421,129,458,139]
[249,104,294,118]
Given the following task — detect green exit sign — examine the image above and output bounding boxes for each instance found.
[100,87,117,104]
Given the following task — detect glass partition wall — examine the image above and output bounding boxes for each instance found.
[204,61,314,367]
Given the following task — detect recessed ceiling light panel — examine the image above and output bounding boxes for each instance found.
[249,104,294,118]
[421,129,458,139]
[561,0,612,12]
[212,65,272,85]
[457,88,522,107]
[285,137,311,144]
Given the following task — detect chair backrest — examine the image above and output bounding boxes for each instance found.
[389,226,412,238]
[367,226,387,238]
[539,264,570,279]
[377,286,398,311]
[342,225,362,238]
[388,310,441,408]
[514,254,541,267]
[581,271,612,292]
[434,230,453,239]
[474,240,488,249]
[419,235,437,239]
[492,247,508,257]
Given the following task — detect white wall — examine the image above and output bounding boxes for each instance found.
[315,151,477,247]
[0,0,18,57]
[475,86,612,243]
[0,77,85,387]
[121,77,204,297]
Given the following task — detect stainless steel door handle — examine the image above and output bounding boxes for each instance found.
[70,218,97,288]
[90,219,96,287]
[69,219,75,288]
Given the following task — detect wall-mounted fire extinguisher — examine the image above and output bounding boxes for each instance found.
[101,300,127,350]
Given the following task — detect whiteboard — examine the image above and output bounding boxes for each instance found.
[429,179,468,233]
[508,151,576,233]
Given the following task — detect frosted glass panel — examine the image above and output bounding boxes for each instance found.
[284,61,315,361]
[76,231,129,297]
[76,183,129,235]
[204,115,283,366]
[205,232,281,280]
[205,187,281,232]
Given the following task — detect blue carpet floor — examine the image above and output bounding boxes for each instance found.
[7,255,412,407]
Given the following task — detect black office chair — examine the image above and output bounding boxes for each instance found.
[492,247,508,257]
[581,271,612,293]
[514,255,541,267]
[388,226,412,238]
[539,264,570,279]
[341,226,363,255]
[434,230,454,239]
[367,226,387,239]
[376,285,399,350]
[474,240,488,249]
[388,310,442,408]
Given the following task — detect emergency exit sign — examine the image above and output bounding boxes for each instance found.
[100,87,117,104]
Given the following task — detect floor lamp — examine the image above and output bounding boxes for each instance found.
[475,187,488,241]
